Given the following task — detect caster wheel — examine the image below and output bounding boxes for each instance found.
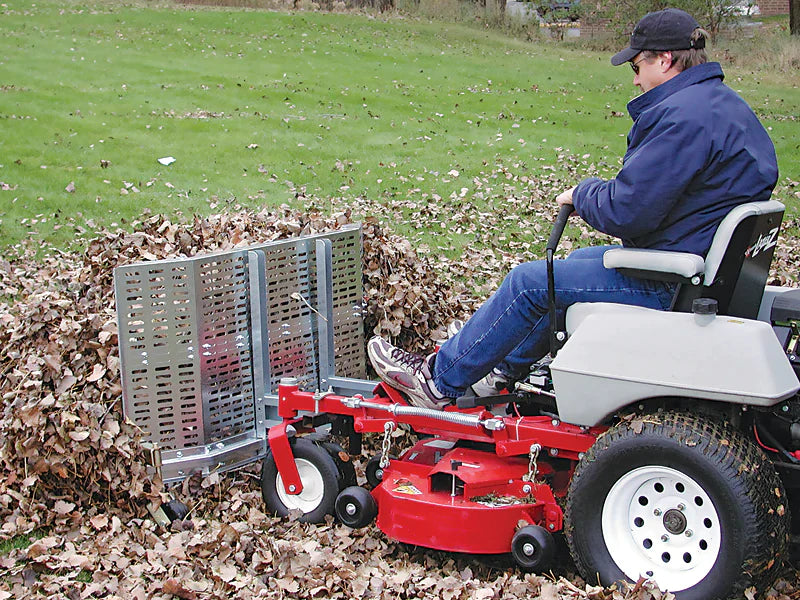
[511,525,554,572]
[261,437,340,523]
[161,499,190,522]
[365,455,388,488]
[335,486,377,528]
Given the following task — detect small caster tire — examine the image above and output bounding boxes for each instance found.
[511,525,554,572]
[261,437,340,523]
[161,499,190,522]
[335,486,378,528]
[365,455,388,488]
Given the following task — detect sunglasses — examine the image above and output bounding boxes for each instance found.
[630,57,647,75]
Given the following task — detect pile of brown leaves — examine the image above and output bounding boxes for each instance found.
[0,203,798,599]
[0,206,475,537]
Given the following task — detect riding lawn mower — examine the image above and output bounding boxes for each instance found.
[260,201,800,600]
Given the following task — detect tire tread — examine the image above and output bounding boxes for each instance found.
[564,411,788,599]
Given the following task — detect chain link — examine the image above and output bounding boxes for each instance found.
[379,421,396,469]
[523,443,541,482]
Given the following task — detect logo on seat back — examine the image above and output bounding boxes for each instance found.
[745,226,779,259]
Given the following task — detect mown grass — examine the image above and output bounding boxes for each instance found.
[0,0,798,252]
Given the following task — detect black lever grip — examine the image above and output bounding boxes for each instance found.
[546,204,575,254]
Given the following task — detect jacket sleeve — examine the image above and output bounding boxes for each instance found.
[572,108,710,240]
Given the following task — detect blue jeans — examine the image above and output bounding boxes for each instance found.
[432,245,676,397]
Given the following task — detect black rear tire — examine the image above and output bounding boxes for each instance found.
[565,411,789,600]
[261,437,340,523]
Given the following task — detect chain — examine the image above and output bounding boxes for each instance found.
[523,443,541,482]
[379,421,396,469]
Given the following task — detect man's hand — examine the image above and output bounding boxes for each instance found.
[556,186,576,208]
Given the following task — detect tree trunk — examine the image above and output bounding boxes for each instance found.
[791,0,800,35]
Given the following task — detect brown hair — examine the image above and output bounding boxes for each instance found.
[641,28,709,72]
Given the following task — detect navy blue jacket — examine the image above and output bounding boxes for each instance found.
[572,62,777,257]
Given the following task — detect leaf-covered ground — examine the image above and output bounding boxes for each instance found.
[1,187,799,598]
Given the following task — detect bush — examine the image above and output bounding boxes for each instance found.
[582,0,747,42]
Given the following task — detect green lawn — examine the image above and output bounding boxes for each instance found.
[1,0,798,252]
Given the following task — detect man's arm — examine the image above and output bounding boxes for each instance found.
[571,108,710,239]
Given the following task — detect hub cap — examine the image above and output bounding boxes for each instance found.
[276,458,325,513]
[602,466,721,592]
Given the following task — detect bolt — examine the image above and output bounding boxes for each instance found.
[677,503,686,511]
[661,534,669,542]
[654,508,662,516]
[375,469,384,480]
[549,448,559,457]
[522,543,535,556]
[685,530,693,538]
[551,419,560,427]
[289,484,297,493]
[522,484,532,494]
[345,503,357,516]
[548,523,555,530]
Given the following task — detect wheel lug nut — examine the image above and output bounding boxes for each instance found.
[677,503,686,511]
[685,529,693,537]
[653,508,662,516]
[661,534,669,542]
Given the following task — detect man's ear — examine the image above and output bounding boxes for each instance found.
[659,51,675,73]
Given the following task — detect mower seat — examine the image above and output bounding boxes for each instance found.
[602,199,785,319]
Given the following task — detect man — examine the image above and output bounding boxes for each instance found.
[368,8,778,410]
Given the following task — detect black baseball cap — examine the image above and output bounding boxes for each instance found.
[611,8,704,66]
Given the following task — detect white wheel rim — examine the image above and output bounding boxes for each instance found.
[275,458,325,514]
[602,465,721,592]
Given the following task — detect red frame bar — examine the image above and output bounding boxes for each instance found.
[275,382,604,462]
[268,421,303,494]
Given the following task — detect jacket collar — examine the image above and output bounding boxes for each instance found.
[627,62,724,120]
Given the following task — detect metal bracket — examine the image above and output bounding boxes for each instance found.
[268,423,302,495]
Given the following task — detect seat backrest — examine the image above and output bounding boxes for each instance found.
[673,200,785,318]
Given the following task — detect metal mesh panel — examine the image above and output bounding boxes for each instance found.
[116,262,204,450]
[196,254,255,442]
[260,241,318,393]
[330,235,366,380]
[115,225,365,455]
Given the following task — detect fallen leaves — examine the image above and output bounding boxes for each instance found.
[0,196,797,599]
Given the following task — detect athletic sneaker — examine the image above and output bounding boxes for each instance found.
[367,337,451,410]
[470,368,510,397]
[446,319,465,339]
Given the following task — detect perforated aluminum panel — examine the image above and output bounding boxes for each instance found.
[250,228,366,394]
[114,225,365,455]
[260,241,318,393]
[195,253,255,442]
[115,261,204,450]
[330,235,366,380]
